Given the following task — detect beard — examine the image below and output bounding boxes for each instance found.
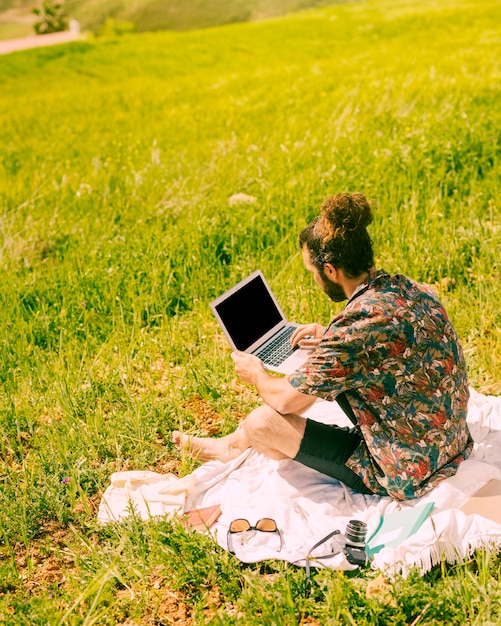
[319,270,347,302]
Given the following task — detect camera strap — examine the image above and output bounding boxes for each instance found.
[304,529,342,584]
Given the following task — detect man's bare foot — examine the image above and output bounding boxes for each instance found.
[172,431,245,463]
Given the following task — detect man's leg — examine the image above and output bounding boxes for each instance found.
[172,404,306,463]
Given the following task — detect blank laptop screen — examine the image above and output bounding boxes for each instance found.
[213,274,283,351]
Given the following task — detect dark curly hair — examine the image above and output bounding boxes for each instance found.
[299,192,374,278]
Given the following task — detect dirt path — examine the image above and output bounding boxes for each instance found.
[0,30,81,55]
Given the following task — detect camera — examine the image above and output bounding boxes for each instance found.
[338,519,368,566]
[305,519,369,580]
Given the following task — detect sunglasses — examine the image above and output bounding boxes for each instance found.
[227,518,283,554]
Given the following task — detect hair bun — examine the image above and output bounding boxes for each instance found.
[315,192,373,242]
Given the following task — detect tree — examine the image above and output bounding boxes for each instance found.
[32,1,69,35]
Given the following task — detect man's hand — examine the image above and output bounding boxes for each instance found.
[231,351,266,386]
[290,323,326,348]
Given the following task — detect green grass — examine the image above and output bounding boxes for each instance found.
[0,0,501,622]
[0,20,32,39]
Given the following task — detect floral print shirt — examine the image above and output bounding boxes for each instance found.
[289,270,473,500]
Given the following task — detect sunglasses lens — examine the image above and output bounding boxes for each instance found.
[256,518,277,532]
[229,519,251,533]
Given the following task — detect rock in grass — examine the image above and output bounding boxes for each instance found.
[228,193,257,206]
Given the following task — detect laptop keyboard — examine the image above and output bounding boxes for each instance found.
[255,326,295,366]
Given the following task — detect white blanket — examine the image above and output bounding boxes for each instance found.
[98,388,501,576]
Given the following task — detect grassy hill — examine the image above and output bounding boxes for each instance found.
[73,0,351,33]
[1,0,501,622]
[0,0,351,39]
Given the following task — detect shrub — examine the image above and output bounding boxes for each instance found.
[31,1,68,35]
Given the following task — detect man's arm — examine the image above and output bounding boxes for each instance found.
[231,351,315,415]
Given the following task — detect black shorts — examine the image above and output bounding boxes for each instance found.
[293,418,374,495]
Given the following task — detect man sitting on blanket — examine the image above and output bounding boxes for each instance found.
[173,192,473,501]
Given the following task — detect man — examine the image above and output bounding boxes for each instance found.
[173,192,473,500]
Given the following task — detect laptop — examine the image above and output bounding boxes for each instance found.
[210,270,313,375]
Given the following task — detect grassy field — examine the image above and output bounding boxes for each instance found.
[0,0,349,39]
[70,0,350,34]
[1,0,501,622]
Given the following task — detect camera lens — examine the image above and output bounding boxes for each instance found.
[345,520,367,545]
